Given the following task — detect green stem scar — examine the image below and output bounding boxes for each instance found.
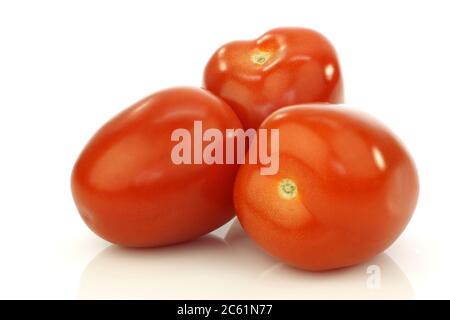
[278,178,298,200]
[251,51,272,65]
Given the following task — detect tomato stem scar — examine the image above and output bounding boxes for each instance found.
[251,51,272,65]
[278,178,298,200]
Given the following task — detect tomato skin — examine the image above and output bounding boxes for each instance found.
[234,105,419,271]
[71,87,242,247]
[204,27,343,129]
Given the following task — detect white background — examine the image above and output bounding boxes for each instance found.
[0,0,449,299]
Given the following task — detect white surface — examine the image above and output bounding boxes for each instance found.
[0,0,448,299]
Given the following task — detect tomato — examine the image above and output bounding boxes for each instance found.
[71,87,242,247]
[234,105,419,271]
[203,27,344,129]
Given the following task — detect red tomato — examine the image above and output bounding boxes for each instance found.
[234,105,419,271]
[71,87,242,247]
[204,27,344,129]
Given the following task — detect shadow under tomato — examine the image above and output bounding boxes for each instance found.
[78,235,241,300]
[78,219,414,299]
[225,219,414,299]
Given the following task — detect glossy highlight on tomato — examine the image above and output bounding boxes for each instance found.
[204,27,344,129]
[234,104,419,271]
[71,87,242,247]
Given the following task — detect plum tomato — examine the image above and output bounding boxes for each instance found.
[234,104,419,271]
[71,87,242,247]
[204,27,344,129]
